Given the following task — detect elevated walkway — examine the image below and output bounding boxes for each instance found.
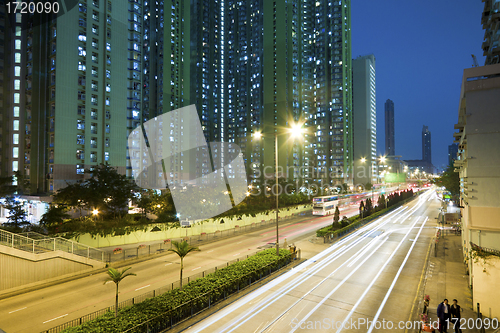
[0,229,106,293]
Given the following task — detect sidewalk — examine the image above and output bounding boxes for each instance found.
[417,223,496,333]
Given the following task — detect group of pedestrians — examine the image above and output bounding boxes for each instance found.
[437,299,463,333]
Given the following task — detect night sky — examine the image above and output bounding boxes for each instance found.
[351,0,486,171]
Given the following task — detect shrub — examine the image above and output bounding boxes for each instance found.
[61,249,291,332]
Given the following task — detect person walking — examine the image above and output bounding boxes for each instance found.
[450,299,462,333]
[437,299,451,333]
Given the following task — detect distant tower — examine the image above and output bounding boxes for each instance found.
[422,125,432,164]
[448,143,458,166]
[385,99,395,156]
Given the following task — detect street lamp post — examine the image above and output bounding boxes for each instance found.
[275,132,279,256]
[254,124,304,256]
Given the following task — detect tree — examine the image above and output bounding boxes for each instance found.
[136,191,152,219]
[377,194,386,210]
[333,206,340,227]
[168,240,200,290]
[13,171,30,195]
[3,197,29,231]
[52,163,139,219]
[0,175,16,198]
[365,182,373,190]
[39,205,70,233]
[52,182,87,217]
[341,216,349,228]
[365,198,373,216]
[85,164,139,218]
[104,267,136,318]
[359,200,365,218]
[433,163,459,199]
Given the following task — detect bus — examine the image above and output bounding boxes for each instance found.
[312,195,339,216]
[312,192,374,216]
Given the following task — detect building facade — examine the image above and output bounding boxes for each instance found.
[122,0,355,189]
[352,54,376,186]
[1,0,354,194]
[454,63,500,319]
[384,99,395,156]
[482,0,500,65]
[1,2,140,193]
[422,125,431,164]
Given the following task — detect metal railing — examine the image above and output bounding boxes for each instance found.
[470,242,500,258]
[0,229,105,262]
[40,249,300,333]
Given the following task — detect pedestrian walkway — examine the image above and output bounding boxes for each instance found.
[417,223,496,333]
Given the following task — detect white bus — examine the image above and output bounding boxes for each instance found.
[312,192,374,216]
[312,195,339,216]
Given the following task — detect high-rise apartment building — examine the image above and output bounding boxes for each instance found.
[352,54,376,185]
[143,0,354,188]
[0,2,142,193]
[384,99,395,156]
[422,125,431,164]
[482,0,500,65]
[0,5,8,179]
[2,0,354,194]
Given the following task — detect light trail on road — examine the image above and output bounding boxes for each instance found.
[185,189,436,333]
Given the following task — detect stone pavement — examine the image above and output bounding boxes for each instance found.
[417,222,497,333]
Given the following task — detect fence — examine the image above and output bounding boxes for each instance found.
[41,249,299,333]
[105,209,310,263]
[0,229,105,262]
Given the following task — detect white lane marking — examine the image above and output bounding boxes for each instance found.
[188,206,408,333]
[367,217,429,333]
[234,193,434,333]
[135,284,150,291]
[165,263,172,266]
[289,237,389,333]
[237,241,242,244]
[337,217,423,332]
[402,214,420,224]
[192,266,201,271]
[224,206,411,333]
[207,250,214,253]
[43,314,68,324]
[9,307,27,314]
[232,253,240,256]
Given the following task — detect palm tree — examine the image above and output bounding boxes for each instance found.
[104,267,136,317]
[168,240,200,290]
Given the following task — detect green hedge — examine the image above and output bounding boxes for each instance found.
[61,249,291,333]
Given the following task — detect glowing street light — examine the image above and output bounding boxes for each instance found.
[253,123,306,256]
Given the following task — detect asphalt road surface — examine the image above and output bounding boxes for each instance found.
[183,189,439,333]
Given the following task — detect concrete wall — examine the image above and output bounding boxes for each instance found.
[0,244,105,291]
[472,256,500,319]
[71,204,312,248]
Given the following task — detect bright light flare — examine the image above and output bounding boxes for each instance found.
[289,123,305,138]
